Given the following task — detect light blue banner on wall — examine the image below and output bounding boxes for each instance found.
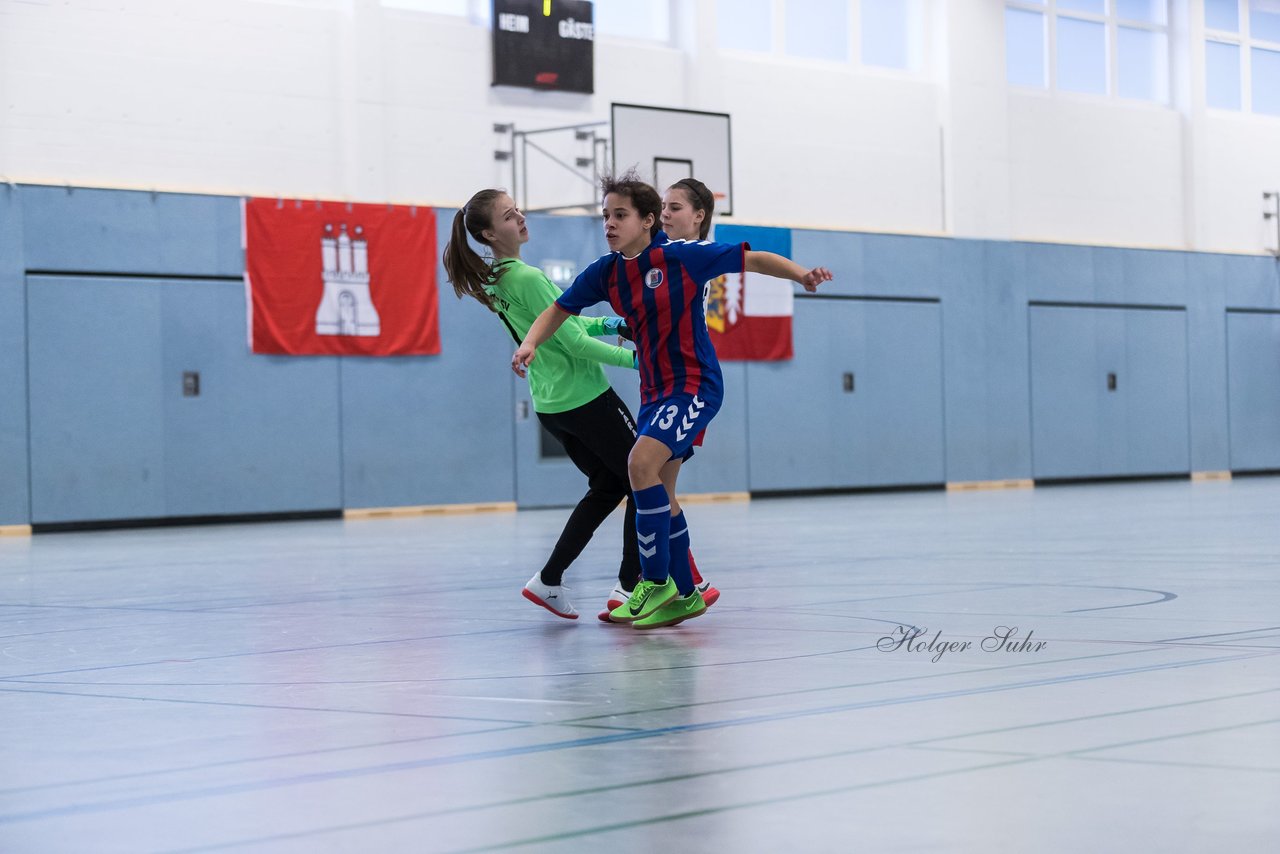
[713,223,790,257]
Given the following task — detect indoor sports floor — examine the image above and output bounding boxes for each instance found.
[2,477,1278,852]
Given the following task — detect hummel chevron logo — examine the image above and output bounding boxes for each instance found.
[639,545,657,558]
[680,416,695,432]
[691,396,706,410]
[638,532,656,544]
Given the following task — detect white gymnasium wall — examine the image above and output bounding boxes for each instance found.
[1,0,1278,254]
[1202,116,1280,252]
[708,57,943,233]
[1006,94,1186,247]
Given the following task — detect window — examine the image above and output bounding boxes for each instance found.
[594,0,672,43]
[1205,0,1280,114]
[1118,26,1169,102]
[1057,16,1107,94]
[1206,40,1243,108]
[1254,0,1280,42]
[381,0,466,15]
[786,0,849,63]
[1206,0,1240,31]
[860,0,922,70]
[380,0,488,24]
[1116,0,1165,22]
[1059,0,1104,12]
[1006,7,1048,87]
[381,1,673,40]
[716,1,924,72]
[1254,46,1280,114]
[718,0,774,53]
[1005,1,1171,103]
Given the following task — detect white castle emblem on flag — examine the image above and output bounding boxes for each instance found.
[315,223,381,337]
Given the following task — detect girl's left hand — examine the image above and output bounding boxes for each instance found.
[512,344,536,377]
[799,267,833,292]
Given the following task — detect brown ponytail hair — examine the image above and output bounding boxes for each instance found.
[442,188,506,310]
[669,177,715,241]
[600,169,662,239]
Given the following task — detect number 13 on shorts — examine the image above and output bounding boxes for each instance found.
[639,393,718,459]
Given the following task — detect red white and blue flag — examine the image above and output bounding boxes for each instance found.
[704,225,794,361]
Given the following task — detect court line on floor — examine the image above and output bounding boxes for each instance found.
[0,625,544,681]
[0,579,511,615]
[552,637,1275,729]
[1160,625,1280,643]
[1067,754,1280,774]
[771,582,1034,610]
[1063,585,1178,612]
[215,686,1280,840]
[3,630,1265,797]
[438,716,1280,854]
[0,722,538,797]
[158,711,1280,854]
[0,577,1018,620]
[0,635,903,686]
[770,582,1178,614]
[0,720,635,802]
[0,649,1263,826]
[0,684,531,724]
[3,598,1252,690]
[0,623,194,641]
[909,744,1035,757]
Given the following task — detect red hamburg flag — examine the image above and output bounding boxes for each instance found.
[243,198,440,356]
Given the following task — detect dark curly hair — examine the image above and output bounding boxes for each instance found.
[600,169,661,239]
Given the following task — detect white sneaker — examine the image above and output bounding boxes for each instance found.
[522,574,578,619]
[606,582,630,611]
[598,582,632,623]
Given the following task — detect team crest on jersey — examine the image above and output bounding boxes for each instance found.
[644,268,664,289]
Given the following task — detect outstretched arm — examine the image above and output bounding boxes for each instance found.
[549,315,635,369]
[525,276,633,368]
[512,303,570,377]
[745,250,834,293]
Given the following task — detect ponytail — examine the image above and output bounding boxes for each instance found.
[442,189,507,311]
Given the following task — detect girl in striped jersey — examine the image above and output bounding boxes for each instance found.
[512,172,831,629]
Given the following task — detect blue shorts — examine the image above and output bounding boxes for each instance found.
[637,392,720,462]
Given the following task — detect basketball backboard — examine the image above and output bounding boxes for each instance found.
[611,103,733,216]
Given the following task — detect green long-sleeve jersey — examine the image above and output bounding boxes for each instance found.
[486,257,634,414]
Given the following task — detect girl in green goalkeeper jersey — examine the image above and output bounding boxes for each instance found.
[443,189,641,621]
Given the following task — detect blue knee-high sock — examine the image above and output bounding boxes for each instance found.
[633,484,671,582]
[667,511,695,596]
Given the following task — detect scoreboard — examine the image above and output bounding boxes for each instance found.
[492,0,594,94]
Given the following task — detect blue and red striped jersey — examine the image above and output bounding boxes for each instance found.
[556,230,748,406]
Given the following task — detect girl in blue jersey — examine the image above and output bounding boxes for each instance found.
[512,172,831,629]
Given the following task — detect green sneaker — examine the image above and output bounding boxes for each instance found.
[632,591,707,630]
[608,578,678,623]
